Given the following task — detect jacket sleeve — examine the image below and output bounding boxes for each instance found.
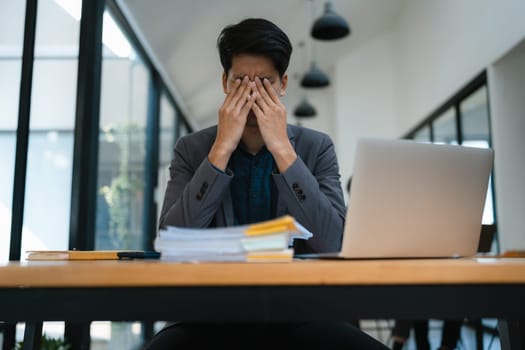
[272,135,346,253]
[159,137,232,228]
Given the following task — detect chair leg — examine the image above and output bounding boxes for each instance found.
[498,319,524,350]
[441,320,462,349]
[2,323,16,350]
[64,322,91,350]
[413,320,430,350]
[142,321,155,344]
[22,322,42,350]
[473,319,484,350]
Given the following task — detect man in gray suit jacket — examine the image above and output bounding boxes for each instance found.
[147,18,388,350]
[159,123,346,254]
[159,19,346,254]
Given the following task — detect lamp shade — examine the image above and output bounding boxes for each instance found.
[301,62,330,88]
[294,98,317,118]
[311,1,350,40]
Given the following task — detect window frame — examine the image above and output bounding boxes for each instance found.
[403,71,498,252]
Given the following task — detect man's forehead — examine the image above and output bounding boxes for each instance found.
[229,55,279,77]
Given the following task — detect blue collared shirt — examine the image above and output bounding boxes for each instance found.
[229,146,277,225]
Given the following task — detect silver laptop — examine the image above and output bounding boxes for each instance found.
[298,138,494,259]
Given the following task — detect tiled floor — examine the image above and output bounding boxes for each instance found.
[360,319,501,350]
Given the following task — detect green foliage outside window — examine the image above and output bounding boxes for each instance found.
[14,334,71,350]
[100,122,143,249]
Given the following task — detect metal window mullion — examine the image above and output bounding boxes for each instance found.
[455,103,463,145]
[69,0,104,251]
[9,0,38,262]
[484,83,500,253]
[175,111,181,141]
[65,2,105,349]
[143,72,161,250]
[8,2,38,349]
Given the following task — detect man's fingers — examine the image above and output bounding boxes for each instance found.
[253,79,270,112]
[254,92,269,113]
[223,78,241,105]
[254,77,273,106]
[229,76,250,106]
[234,80,253,111]
[251,97,264,119]
[262,78,281,104]
[240,92,257,116]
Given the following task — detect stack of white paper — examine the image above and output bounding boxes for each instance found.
[154,215,312,262]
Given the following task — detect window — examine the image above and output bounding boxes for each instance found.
[433,108,457,145]
[405,73,497,250]
[4,1,190,347]
[460,86,494,225]
[95,9,150,251]
[178,119,189,139]
[0,1,25,263]
[461,86,490,146]
[19,0,80,257]
[92,7,151,349]
[413,125,431,143]
[157,92,177,226]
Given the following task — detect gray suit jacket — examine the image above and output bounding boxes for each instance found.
[159,124,346,253]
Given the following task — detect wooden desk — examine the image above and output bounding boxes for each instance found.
[1,258,524,349]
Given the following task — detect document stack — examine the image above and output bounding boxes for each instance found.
[154,215,312,262]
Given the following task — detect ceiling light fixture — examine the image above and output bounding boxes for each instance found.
[301,61,330,88]
[311,1,350,40]
[294,97,317,118]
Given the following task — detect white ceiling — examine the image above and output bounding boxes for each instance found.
[120,0,407,129]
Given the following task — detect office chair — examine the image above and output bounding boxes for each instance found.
[467,224,498,350]
[390,224,498,350]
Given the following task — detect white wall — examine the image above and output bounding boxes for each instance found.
[288,66,336,139]
[335,0,525,174]
[334,31,397,187]
[394,0,525,133]
[488,40,525,251]
[333,0,525,248]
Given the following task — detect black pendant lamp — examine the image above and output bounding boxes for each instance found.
[294,98,317,118]
[301,61,330,88]
[311,1,350,40]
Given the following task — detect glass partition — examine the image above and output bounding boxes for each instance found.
[405,78,496,251]
[0,1,27,263]
[460,86,494,225]
[95,9,149,251]
[20,0,80,258]
[433,108,457,145]
[157,92,177,226]
[92,7,150,349]
[412,125,431,143]
[461,86,490,146]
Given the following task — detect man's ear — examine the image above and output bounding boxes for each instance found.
[279,73,288,96]
[222,71,228,94]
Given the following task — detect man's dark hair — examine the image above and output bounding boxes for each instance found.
[217,18,292,77]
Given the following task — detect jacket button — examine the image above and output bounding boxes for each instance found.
[300,195,306,201]
[196,193,203,200]
[202,181,209,189]
[292,183,299,189]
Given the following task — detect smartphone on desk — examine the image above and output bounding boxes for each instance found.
[117,251,161,260]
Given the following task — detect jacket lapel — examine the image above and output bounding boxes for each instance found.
[275,125,296,216]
